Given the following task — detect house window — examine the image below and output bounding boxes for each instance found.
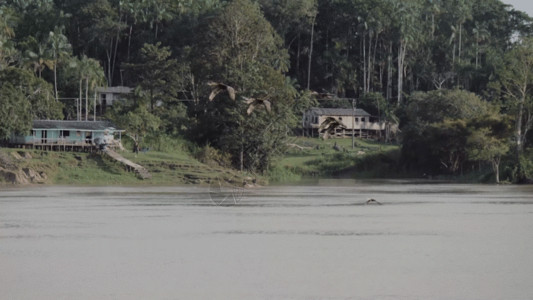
[361,117,365,122]
[60,130,70,138]
[339,117,343,121]
[355,118,359,123]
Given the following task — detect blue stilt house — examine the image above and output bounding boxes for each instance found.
[9,120,124,150]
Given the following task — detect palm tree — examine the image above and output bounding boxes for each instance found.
[48,28,72,101]
[0,8,16,68]
[76,55,105,120]
[86,59,106,121]
[24,44,54,78]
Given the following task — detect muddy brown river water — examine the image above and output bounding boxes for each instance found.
[1,180,533,299]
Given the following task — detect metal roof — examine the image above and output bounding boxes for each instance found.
[307,107,371,116]
[32,120,123,131]
[96,86,132,94]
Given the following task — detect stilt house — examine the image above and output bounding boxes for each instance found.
[302,107,385,139]
[9,120,124,150]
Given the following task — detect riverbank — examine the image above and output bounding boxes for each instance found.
[0,147,247,186]
[269,137,404,182]
[0,137,511,186]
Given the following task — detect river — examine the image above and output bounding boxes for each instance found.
[1,181,533,299]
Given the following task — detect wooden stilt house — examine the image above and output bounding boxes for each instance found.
[302,108,385,139]
[9,120,124,151]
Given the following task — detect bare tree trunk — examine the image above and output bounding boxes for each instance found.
[85,77,89,121]
[307,14,316,90]
[93,88,97,121]
[475,36,479,69]
[110,19,122,86]
[127,24,133,61]
[371,32,379,92]
[79,79,83,121]
[296,33,301,80]
[53,50,58,101]
[492,158,500,184]
[452,42,456,65]
[363,32,367,94]
[106,49,112,86]
[397,40,407,107]
[387,41,393,102]
[458,23,462,61]
[368,32,372,92]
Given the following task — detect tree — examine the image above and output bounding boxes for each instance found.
[80,0,126,86]
[0,83,32,139]
[73,55,105,121]
[192,0,297,173]
[47,27,72,101]
[123,42,180,112]
[401,89,495,174]
[108,89,161,148]
[19,37,54,78]
[0,7,17,70]
[497,38,533,182]
[467,115,511,183]
[0,67,63,120]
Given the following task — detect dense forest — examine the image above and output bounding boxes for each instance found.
[1,0,533,182]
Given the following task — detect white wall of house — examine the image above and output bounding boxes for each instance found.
[303,112,385,131]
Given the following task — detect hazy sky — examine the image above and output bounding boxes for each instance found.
[502,0,533,17]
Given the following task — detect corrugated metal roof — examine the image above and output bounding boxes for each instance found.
[307,107,371,116]
[96,86,132,94]
[32,120,122,131]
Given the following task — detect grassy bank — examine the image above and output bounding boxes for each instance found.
[0,147,246,186]
[270,137,403,182]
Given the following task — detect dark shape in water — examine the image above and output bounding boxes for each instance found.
[365,198,382,205]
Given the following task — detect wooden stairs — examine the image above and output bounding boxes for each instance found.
[103,149,152,180]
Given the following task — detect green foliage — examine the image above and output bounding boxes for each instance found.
[193,144,232,168]
[403,89,495,125]
[191,0,298,173]
[493,38,533,182]
[2,0,533,182]
[400,89,511,178]
[123,42,189,134]
[275,137,400,178]
[109,96,161,144]
[266,165,302,183]
[0,82,31,139]
[0,67,62,119]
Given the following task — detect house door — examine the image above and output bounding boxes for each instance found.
[41,130,47,144]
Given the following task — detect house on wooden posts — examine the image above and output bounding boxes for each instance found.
[97,86,132,114]
[9,120,124,151]
[302,107,385,139]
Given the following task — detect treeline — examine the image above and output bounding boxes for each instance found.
[1,0,533,182]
